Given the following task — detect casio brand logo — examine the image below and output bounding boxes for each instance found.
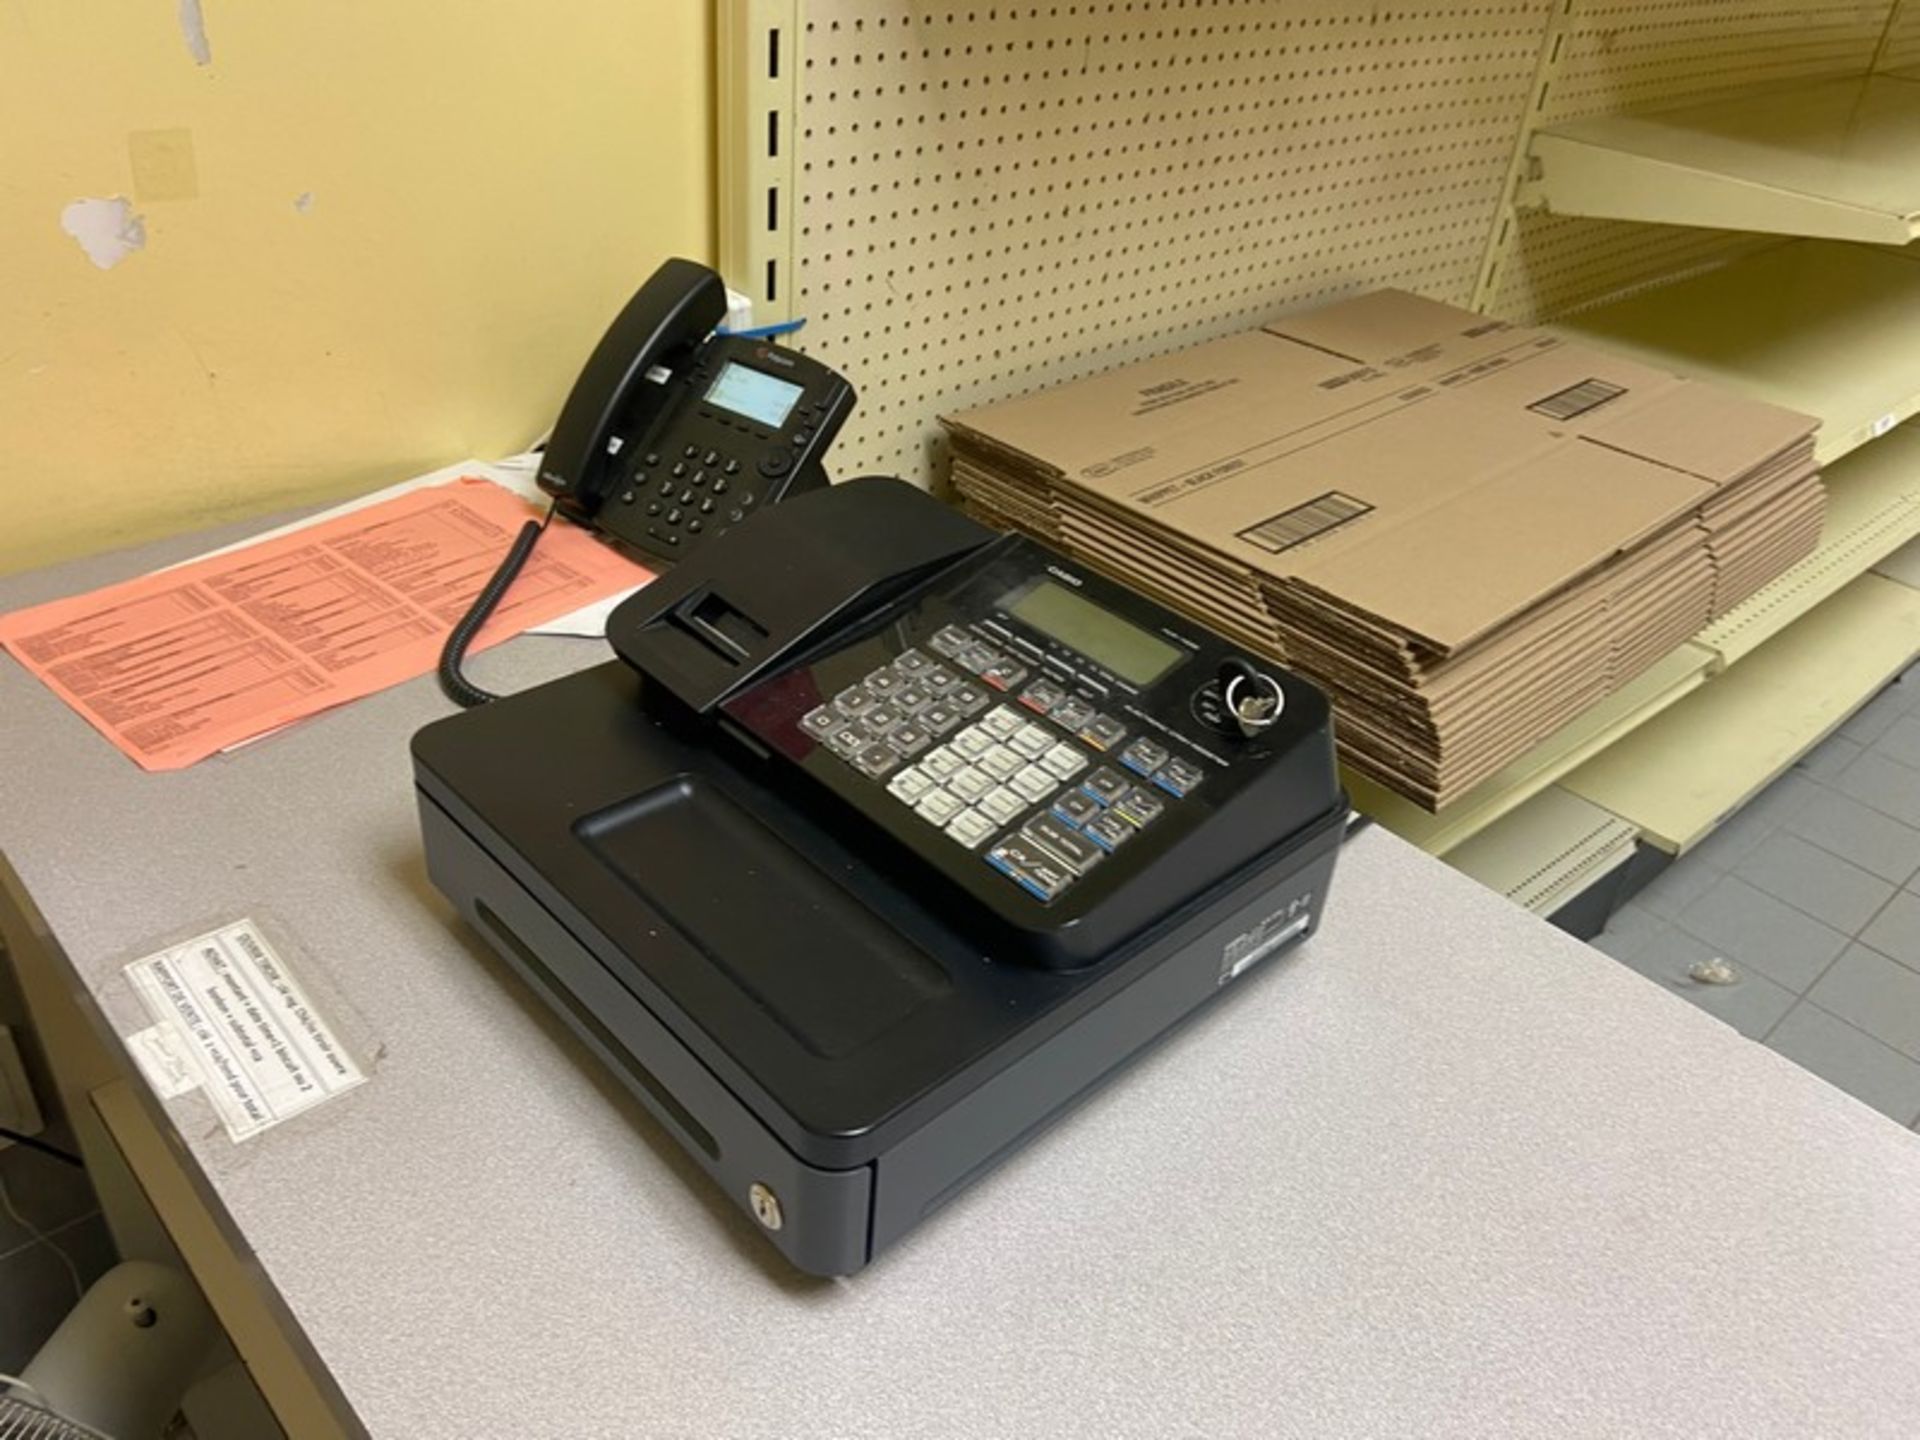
[1045,565,1084,587]
[756,346,797,368]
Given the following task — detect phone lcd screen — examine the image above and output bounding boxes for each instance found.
[706,362,804,428]
[1003,580,1185,687]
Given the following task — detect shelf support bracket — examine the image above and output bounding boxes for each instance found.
[1472,0,1580,316]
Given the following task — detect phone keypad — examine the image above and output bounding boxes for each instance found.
[802,640,1202,896]
[633,445,761,552]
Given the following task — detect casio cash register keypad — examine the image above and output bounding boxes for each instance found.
[799,638,1208,903]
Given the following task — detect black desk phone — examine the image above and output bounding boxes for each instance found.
[538,258,854,562]
[438,258,854,706]
[413,478,1345,1273]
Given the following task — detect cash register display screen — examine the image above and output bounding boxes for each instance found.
[706,362,804,427]
[1003,580,1184,687]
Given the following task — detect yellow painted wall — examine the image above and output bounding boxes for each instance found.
[0,2,714,576]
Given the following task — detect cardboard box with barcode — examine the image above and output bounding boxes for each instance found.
[944,290,1822,810]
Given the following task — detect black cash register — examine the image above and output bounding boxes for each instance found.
[412,479,1345,1275]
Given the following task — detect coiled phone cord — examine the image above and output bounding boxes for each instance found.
[437,499,558,708]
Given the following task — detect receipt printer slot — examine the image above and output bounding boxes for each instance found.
[670,591,769,666]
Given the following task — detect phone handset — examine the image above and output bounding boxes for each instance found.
[437,257,729,709]
[438,258,857,709]
[539,258,729,523]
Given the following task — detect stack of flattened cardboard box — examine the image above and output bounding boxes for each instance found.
[944,291,1822,811]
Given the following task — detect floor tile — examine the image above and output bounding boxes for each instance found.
[1781,788,1920,885]
[1873,713,1920,773]
[1891,659,1920,707]
[1685,773,1819,871]
[1591,903,1663,961]
[1732,831,1894,934]
[1795,734,1863,783]
[1609,926,1797,1039]
[0,1143,101,1259]
[1674,874,1850,993]
[1858,890,1920,974]
[1766,1002,1920,1126]
[0,1228,84,1372]
[1829,749,1920,832]
[1631,850,1727,921]
[1839,685,1908,745]
[1806,946,1920,1060]
[55,1210,117,1292]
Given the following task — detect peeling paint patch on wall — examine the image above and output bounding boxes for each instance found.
[178,0,212,66]
[61,197,148,270]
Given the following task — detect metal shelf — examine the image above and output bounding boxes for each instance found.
[1447,788,1640,918]
[1696,422,1920,668]
[1528,72,1920,245]
[1347,643,1713,858]
[1553,240,1920,465]
[1563,573,1920,854]
[1874,531,1920,589]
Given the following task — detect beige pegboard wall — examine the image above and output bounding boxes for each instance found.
[1484,0,1903,320]
[781,0,1554,488]
[730,1,1912,489]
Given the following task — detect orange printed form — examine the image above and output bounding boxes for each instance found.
[0,478,653,771]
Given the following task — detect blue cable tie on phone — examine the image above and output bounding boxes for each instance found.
[718,318,808,340]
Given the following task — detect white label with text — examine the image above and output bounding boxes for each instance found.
[124,919,364,1141]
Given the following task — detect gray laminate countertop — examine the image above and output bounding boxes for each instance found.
[4,513,1917,1439]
